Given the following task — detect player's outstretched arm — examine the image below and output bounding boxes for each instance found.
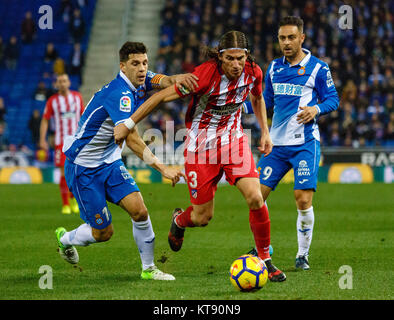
[250,93,273,156]
[159,73,198,92]
[114,85,181,146]
[125,127,186,186]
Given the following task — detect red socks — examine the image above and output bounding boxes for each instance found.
[175,206,196,228]
[249,204,271,260]
[174,204,270,262]
[59,176,70,206]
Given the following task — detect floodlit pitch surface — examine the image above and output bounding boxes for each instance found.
[0,183,392,300]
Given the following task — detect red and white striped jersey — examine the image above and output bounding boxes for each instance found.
[43,91,84,146]
[175,59,263,152]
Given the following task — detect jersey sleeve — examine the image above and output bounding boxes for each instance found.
[42,97,54,120]
[263,62,275,109]
[314,64,340,115]
[174,61,213,98]
[103,90,134,126]
[145,70,167,91]
[250,64,263,97]
[242,100,254,114]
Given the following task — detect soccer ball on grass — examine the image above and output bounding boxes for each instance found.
[229,254,268,291]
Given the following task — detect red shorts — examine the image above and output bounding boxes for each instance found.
[55,144,66,167]
[184,135,259,205]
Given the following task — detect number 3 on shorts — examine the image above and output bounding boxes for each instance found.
[188,171,197,188]
[261,166,273,180]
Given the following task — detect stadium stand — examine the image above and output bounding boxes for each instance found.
[0,0,96,151]
[0,0,393,155]
[155,0,394,148]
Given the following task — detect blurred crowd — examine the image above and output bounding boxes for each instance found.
[155,0,394,148]
[0,3,86,74]
[0,0,88,153]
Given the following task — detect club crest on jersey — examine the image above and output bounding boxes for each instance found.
[137,88,146,99]
[297,66,306,75]
[191,189,197,199]
[95,214,103,225]
[120,96,131,112]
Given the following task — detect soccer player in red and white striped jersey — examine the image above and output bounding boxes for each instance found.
[40,73,84,214]
[114,31,286,282]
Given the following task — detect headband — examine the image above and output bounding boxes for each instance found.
[219,48,248,53]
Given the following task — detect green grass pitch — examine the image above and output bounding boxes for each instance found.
[0,183,393,300]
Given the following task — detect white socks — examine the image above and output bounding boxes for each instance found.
[296,206,314,257]
[60,223,97,247]
[132,216,155,270]
[59,217,156,271]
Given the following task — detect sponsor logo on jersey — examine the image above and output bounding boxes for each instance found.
[210,102,242,116]
[273,83,303,96]
[326,70,334,87]
[120,96,131,112]
[61,111,77,119]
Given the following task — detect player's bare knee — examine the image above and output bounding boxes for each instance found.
[296,197,312,210]
[247,193,264,210]
[297,201,312,210]
[131,207,149,222]
[93,225,113,242]
[295,192,313,210]
[295,190,314,207]
[200,214,212,227]
[194,210,212,227]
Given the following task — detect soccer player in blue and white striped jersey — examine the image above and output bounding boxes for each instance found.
[247,16,339,270]
[55,42,196,280]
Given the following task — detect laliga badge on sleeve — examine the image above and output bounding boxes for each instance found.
[179,84,190,96]
[120,96,132,112]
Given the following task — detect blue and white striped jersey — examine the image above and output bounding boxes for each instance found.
[63,70,159,167]
[263,48,339,146]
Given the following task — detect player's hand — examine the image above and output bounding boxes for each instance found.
[39,140,49,151]
[175,73,199,92]
[114,123,130,147]
[257,133,273,157]
[297,106,318,124]
[161,167,187,187]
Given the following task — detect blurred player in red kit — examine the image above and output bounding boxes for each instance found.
[40,73,84,214]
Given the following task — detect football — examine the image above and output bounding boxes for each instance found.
[36,149,48,162]
[229,254,268,291]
